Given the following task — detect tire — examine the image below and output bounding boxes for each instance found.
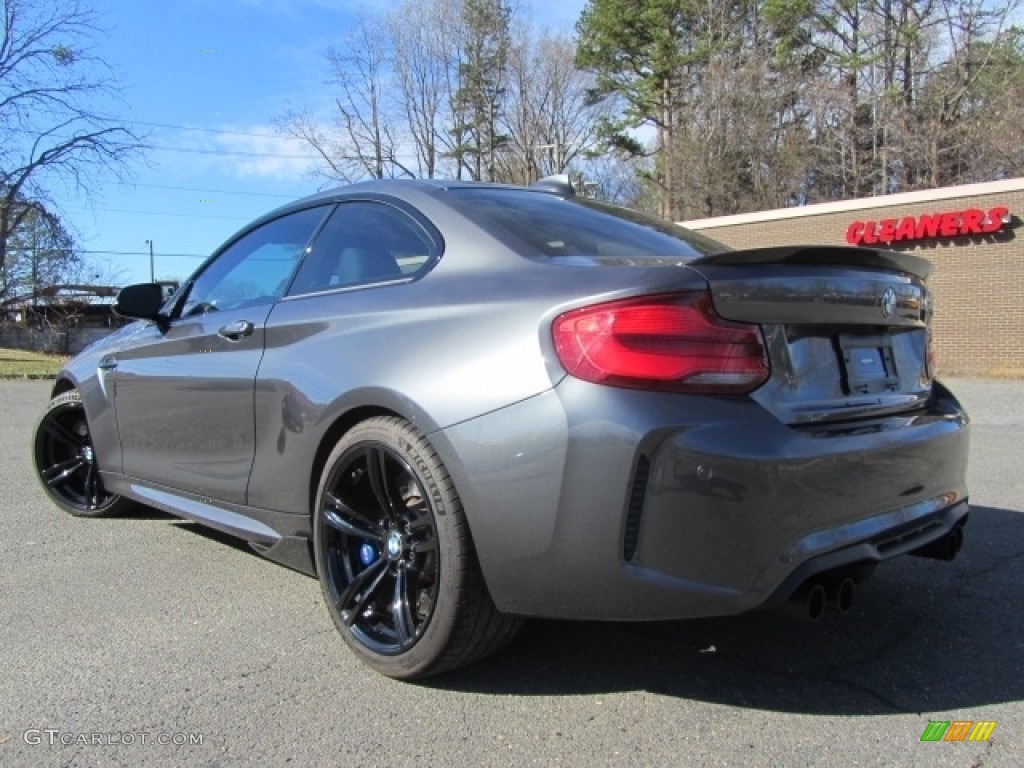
[33,390,130,518]
[313,416,521,679]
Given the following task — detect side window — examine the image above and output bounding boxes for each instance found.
[179,206,329,317]
[287,201,437,296]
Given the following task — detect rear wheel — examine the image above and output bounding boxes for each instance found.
[33,390,128,517]
[313,416,520,679]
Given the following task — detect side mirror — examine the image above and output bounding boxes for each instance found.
[114,283,166,320]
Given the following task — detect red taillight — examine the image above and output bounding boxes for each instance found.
[552,292,769,394]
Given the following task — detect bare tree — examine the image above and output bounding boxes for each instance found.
[766,0,1023,200]
[0,200,79,308]
[498,29,608,184]
[279,13,415,183]
[575,152,652,209]
[388,0,461,178]
[284,0,608,188]
[576,0,1024,217]
[910,0,1024,187]
[0,0,141,294]
[283,0,468,182]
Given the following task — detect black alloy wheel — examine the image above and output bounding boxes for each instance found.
[313,417,521,679]
[33,390,126,517]
[320,441,440,655]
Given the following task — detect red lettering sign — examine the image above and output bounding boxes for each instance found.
[845,206,1011,245]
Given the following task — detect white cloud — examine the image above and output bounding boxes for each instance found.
[152,124,323,181]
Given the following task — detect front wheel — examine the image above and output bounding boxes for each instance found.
[33,390,129,517]
[313,416,520,679]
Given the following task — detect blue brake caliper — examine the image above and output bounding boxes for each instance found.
[358,542,378,567]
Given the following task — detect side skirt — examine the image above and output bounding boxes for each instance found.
[100,471,316,577]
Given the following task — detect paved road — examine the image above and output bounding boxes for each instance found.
[1,378,1021,767]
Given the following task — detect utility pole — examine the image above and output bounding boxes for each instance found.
[532,143,563,177]
[31,215,39,310]
[145,239,154,283]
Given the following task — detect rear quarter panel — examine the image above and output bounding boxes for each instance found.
[246,246,710,517]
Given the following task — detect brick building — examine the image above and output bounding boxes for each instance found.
[680,178,1024,376]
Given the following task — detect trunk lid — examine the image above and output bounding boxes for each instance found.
[688,245,934,425]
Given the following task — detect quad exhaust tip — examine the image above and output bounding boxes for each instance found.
[826,576,855,614]
[806,583,827,622]
[778,581,828,622]
[778,576,856,622]
[774,523,965,622]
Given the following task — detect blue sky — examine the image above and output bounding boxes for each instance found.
[69,0,588,286]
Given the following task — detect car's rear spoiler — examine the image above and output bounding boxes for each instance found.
[691,245,933,281]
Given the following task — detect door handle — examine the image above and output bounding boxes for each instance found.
[98,355,118,370]
[217,320,255,341]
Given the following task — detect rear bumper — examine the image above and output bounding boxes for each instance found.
[438,380,970,620]
[756,498,968,610]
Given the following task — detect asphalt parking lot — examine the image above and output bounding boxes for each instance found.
[1,377,1021,767]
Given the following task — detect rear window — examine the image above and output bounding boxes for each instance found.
[446,188,731,263]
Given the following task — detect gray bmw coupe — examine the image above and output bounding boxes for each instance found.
[33,178,969,679]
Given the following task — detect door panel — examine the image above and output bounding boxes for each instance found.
[111,306,271,503]
[109,205,331,504]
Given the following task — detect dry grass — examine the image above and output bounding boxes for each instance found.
[0,347,67,378]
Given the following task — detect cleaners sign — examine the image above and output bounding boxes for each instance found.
[845,206,1011,245]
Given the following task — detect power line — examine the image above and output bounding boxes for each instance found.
[6,124,319,161]
[128,182,297,199]
[6,119,297,142]
[65,206,252,221]
[128,120,288,140]
[148,143,317,160]
[80,249,206,259]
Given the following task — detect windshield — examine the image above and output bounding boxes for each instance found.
[446,188,731,264]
